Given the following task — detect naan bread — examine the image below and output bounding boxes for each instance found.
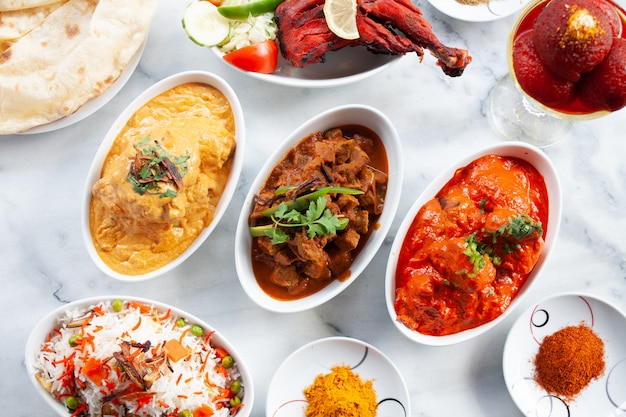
[0,2,65,40]
[0,0,61,12]
[0,0,157,134]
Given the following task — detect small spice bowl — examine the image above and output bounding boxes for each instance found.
[502,292,626,416]
[266,336,410,417]
[82,71,245,281]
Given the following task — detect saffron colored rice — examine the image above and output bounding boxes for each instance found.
[33,299,244,417]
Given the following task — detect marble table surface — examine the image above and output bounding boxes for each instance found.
[2,0,626,415]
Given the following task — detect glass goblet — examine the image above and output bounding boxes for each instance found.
[489,0,624,148]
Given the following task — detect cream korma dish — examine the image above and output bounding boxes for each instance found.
[89,82,237,276]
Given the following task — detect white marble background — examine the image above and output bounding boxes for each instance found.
[2,0,626,415]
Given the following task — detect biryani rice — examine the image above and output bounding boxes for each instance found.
[33,300,244,416]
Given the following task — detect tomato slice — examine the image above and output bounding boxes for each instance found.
[223,40,278,74]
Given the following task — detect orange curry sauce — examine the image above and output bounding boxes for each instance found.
[394,155,549,336]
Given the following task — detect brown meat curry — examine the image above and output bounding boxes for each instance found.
[249,125,389,300]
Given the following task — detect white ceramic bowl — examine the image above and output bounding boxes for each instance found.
[266,337,410,417]
[427,0,532,22]
[212,47,400,88]
[503,292,626,416]
[82,71,245,281]
[385,142,562,346]
[24,295,254,417]
[235,104,403,313]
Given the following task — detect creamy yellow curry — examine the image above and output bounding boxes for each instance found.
[90,83,236,276]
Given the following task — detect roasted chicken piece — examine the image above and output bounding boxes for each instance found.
[275,0,471,76]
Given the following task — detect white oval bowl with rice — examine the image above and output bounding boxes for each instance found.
[25,295,254,417]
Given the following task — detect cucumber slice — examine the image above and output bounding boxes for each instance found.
[182,1,231,47]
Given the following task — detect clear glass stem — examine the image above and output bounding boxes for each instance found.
[489,73,572,149]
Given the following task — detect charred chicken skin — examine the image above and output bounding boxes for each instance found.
[275,0,471,77]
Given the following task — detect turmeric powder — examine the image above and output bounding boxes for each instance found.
[303,365,377,417]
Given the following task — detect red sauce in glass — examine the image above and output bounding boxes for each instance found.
[394,155,549,336]
[513,0,626,114]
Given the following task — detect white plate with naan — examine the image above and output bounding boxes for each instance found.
[19,41,145,135]
[0,0,157,135]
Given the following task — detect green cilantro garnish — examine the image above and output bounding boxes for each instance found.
[249,186,364,244]
[460,232,486,278]
[501,214,543,240]
[125,136,190,198]
[479,199,488,214]
[485,214,543,254]
[457,213,542,277]
[251,196,348,244]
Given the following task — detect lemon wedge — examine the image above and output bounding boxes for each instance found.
[182,1,231,47]
[323,0,359,40]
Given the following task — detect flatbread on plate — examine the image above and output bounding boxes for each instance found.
[0,0,63,12]
[0,0,157,134]
[0,1,66,40]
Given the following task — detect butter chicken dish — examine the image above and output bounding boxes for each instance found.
[386,142,561,345]
[248,126,388,300]
[85,72,243,279]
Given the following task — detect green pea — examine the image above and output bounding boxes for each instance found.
[229,396,241,407]
[65,396,78,410]
[230,380,241,394]
[221,355,234,368]
[190,324,203,337]
[176,318,186,327]
[68,334,81,347]
[178,410,193,417]
[111,299,123,312]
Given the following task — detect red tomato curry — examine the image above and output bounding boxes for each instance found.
[394,154,549,336]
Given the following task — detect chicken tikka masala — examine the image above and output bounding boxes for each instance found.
[394,154,549,336]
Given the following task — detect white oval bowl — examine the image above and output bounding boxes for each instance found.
[235,104,404,313]
[82,71,245,281]
[24,295,254,417]
[385,142,562,346]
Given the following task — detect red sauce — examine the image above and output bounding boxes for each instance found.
[394,155,549,336]
[513,0,626,114]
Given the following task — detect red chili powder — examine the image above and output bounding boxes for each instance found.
[533,323,605,401]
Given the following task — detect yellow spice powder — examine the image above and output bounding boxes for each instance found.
[304,365,377,417]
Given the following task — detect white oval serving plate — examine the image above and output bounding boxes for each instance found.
[213,47,401,88]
